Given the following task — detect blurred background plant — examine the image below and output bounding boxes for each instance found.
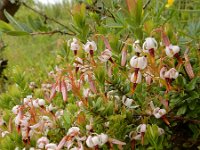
[0,0,199,149]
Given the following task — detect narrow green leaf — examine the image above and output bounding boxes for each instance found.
[6,31,29,36]
[4,10,26,31]
[0,20,14,31]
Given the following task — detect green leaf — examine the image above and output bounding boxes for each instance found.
[4,10,26,31]
[0,20,14,31]
[186,77,198,91]
[177,105,187,115]
[6,31,29,36]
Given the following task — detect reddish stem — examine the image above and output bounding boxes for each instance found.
[161,115,170,126]
[174,53,183,67]
[131,139,135,150]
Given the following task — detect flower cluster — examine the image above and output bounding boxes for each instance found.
[1,31,192,150]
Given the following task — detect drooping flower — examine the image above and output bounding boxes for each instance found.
[70,38,80,55]
[144,71,153,85]
[164,68,179,79]
[32,99,45,108]
[150,101,170,125]
[130,56,147,70]
[98,49,113,63]
[130,71,142,84]
[45,143,57,150]
[136,124,147,145]
[83,40,97,56]
[153,107,167,119]
[142,37,158,57]
[165,45,180,58]
[122,96,139,109]
[86,133,108,148]
[130,71,142,94]
[37,137,49,149]
[12,105,20,115]
[133,40,142,54]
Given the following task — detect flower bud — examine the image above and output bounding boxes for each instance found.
[165,45,180,57]
[130,56,147,69]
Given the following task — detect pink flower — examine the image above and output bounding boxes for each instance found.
[130,71,142,83]
[130,56,147,69]
[45,143,57,150]
[70,38,80,51]
[83,40,97,53]
[133,40,142,53]
[164,68,179,79]
[165,45,180,57]
[37,137,49,149]
[98,49,112,62]
[143,37,158,53]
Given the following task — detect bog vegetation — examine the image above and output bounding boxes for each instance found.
[0,0,200,149]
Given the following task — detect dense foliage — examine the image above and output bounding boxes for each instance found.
[0,0,199,149]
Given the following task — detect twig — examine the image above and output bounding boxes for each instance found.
[143,0,151,9]
[22,2,75,35]
[30,30,74,36]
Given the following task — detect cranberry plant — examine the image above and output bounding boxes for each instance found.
[0,0,199,150]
